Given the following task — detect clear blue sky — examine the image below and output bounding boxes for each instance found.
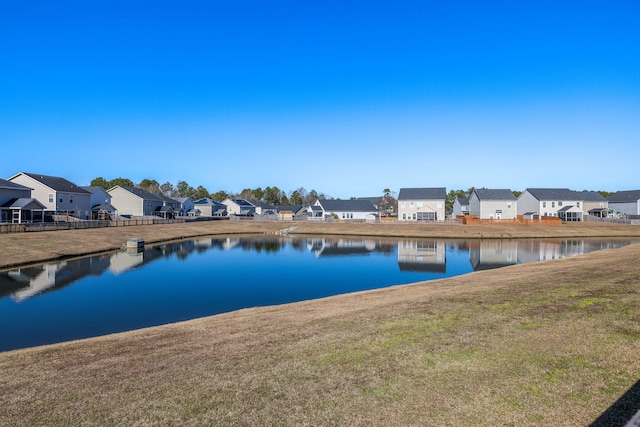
[1,1,638,199]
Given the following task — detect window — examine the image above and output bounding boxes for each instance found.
[437,202,443,208]
[417,202,423,208]
[543,202,546,208]
[507,202,512,208]
[402,213,406,220]
[70,196,73,203]
[577,202,580,208]
[48,194,54,203]
[558,201,563,206]
[412,213,416,220]
[400,202,405,208]
[551,202,555,208]
[59,194,64,203]
[410,201,414,207]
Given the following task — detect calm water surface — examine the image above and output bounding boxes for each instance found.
[1,236,636,352]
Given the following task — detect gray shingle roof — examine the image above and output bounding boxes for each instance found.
[608,190,640,203]
[0,178,31,191]
[524,188,578,200]
[115,186,165,201]
[398,187,446,200]
[472,189,516,200]
[0,197,47,209]
[317,199,377,212]
[194,198,226,207]
[18,172,90,194]
[578,191,607,202]
[456,197,469,206]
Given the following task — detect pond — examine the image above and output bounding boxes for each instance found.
[1,236,637,352]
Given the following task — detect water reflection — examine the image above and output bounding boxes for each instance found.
[1,237,636,303]
[1,236,638,352]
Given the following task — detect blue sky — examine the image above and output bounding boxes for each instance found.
[1,1,638,199]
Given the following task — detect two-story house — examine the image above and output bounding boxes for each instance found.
[397,187,446,221]
[8,172,92,219]
[468,189,517,220]
[517,188,584,221]
[108,186,165,218]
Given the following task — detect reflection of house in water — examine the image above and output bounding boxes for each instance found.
[306,238,393,258]
[2,255,111,301]
[397,240,446,273]
[109,241,197,275]
[516,240,570,264]
[307,238,377,257]
[469,240,517,271]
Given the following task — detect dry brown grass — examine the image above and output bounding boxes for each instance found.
[0,221,639,426]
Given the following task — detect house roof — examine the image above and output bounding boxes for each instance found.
[0,178,32,191]
[194,198,226,207]
[317,199,377,212]
[110,186,165,201]
[578,191,607,202]
[456,197,469,206]
[231,198,255,207]
[255,202,277,209]
[0,197,47,210]
[277,205,304,213]
[398,187,446,200]
[522,188,579,201]
[13,172,90,194]
[608,190,640,203]
[472,189,516,201]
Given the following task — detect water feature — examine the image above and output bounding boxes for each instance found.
[0,236,636,352]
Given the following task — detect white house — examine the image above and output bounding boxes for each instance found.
[517,188,584,221]
[397,187,446,221]
[608,190,640,216]
[0,178,46,223]
[468,189,517,220]
[311,199,378,221]
[174,197,195,216]
[8,172,92,219]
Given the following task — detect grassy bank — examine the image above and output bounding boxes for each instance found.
[1,222,639,425]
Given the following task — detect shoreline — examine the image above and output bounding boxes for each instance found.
[2,220,640,270]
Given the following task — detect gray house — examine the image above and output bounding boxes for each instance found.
[397,187,447,221]
[0,178,46,223]
[579,191,610,218]
[469,189,517,220]
[223,198,256,216]
[608,190,640,216]
[452,197,469,217]
[517,188,584,221]
[8,172,92,219]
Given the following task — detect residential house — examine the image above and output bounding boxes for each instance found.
[254,202,277,216]
[223,198,256,216]
[579,191,610,218]
[108,185,165,217]
[517,188,584,221]
[397,187,446,221]
[8,172,92,219]
[468,189,517,220]
[174,197,195,216]
[310,199,378,221]
[81,186,116,220]
[357,195,396,217]
[0,178,46,223]
[193,198,227,217]
[452,197,469,217]
[608,190,640,216]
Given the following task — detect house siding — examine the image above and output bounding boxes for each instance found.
[9,174,92,219]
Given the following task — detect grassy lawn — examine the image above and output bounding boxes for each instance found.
[0,222,639,425]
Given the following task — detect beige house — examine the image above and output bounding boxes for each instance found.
[397,187,446,221]
[8,172,92,219]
